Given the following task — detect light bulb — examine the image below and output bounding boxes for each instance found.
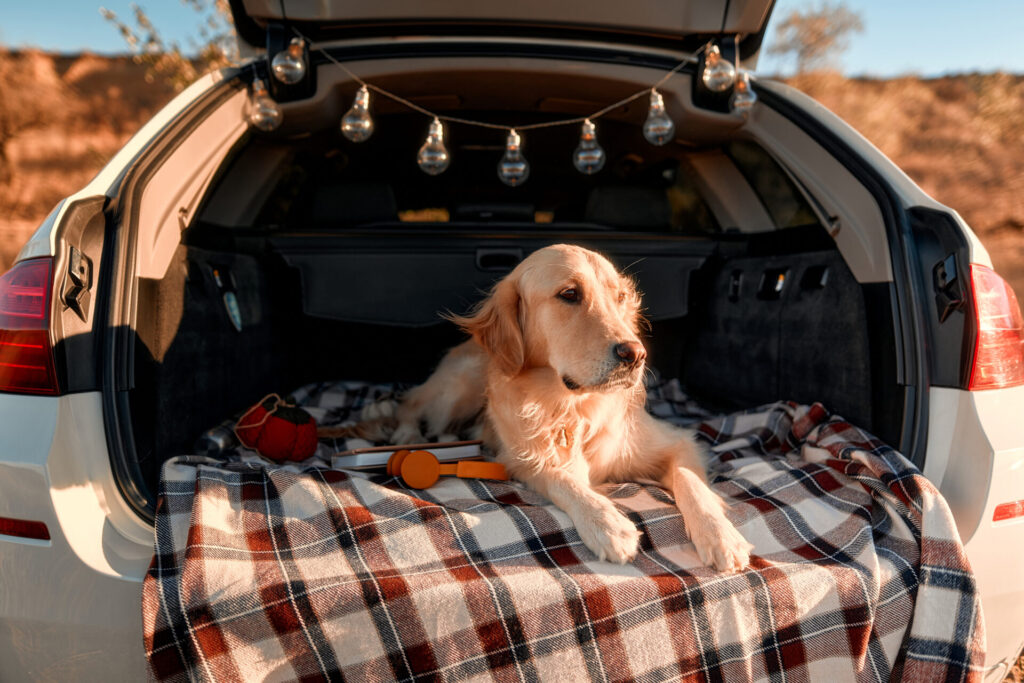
[497,129,530,186]
[573,118,605,175]
[730,72,757,116]
[271,38,306,85]
[341,85,374,142]
[643,90,675,146]
[701,44,737,92]
[417,118,450,175]
[245,78,282,132]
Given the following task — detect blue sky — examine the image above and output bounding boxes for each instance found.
[3,0,1023,77]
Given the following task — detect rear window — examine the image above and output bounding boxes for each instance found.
[726,141,820,230]
[201,115,814,237]
[239,113,720,234]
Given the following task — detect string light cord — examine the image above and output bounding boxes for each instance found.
[242,34,760,179]
[290,28,710,133]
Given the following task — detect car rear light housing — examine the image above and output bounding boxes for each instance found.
[992,500,1024,522]
[0,516,51,540]
[0,258,60,395]
[967,264,1024,391]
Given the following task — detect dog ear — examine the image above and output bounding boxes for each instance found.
[624,277,649,333]
[447,277,524,376]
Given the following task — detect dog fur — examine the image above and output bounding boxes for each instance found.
[380,244,752,570]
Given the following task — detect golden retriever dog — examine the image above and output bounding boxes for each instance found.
[389,244,752,570]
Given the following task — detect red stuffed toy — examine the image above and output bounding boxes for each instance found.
[234,394,318,462]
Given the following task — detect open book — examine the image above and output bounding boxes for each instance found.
[331,440,483,470]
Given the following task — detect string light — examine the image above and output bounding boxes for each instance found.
[497,129,530,186]
[299,25,699,137]
[730,72,757,116]
[245,78,282,132]
[271,38,306,85]
[417,118,450,175]
[573,119,606,174]
[700,44,737,92]
[642,90,676,146]
[341,85,374,142]
[248,33,757,180]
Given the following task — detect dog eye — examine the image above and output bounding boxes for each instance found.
[557,287,580,303]
[618,291,627,304]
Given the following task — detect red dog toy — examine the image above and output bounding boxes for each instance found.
[234,394,318,462]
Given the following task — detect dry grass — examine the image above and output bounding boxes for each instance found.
[0,52,175,271]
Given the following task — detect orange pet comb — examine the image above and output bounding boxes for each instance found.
[386,449,508,489]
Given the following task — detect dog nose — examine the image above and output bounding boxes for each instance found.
[613,341,646,365]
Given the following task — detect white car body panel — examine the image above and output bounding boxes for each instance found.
[925,385,1024,678]
[136,86,248,279]
[0,393,149,681]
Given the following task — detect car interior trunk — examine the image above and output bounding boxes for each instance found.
[116,62,906,507]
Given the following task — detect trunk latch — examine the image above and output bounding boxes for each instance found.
[933,253,963,323]
[62,245,92,322]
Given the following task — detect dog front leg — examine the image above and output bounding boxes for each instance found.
[662,441,752,572]
[517,466,641,564]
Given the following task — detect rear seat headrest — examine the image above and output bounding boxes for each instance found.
[584,186,671,231]
[310,183,397,227]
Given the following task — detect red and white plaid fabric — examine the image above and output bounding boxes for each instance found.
[143,383,985,682]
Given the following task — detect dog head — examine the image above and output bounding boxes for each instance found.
[452,244,646,391]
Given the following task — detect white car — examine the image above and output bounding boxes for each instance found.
[1,0,1022,679]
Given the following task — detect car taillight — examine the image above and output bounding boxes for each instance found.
[0,516,51,541]
[968,264,1024,391]
[0,258,59,395]
[993,499,1024,522]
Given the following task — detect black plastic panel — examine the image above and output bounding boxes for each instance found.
[907,207,975,388]
[50,197,107,393]
[272,232,714,326]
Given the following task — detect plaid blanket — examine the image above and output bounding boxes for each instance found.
[143,381,985,682]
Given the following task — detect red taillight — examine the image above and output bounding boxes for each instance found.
[0,516,51,540]
[968,264,1024,391]
[993,500,1024,522]
[0,258,59,395]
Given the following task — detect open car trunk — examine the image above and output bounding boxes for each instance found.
[130,222,899,488]
[110,53,910,516]
[125,185,902,508]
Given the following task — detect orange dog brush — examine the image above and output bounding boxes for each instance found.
[387,449,508,489]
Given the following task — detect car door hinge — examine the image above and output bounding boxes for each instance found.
[933,253,963,323]
[62,245,93,322]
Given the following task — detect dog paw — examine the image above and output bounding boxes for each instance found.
[575,501,641,564]
[688,516,753,572]
[361,400,396,420]
[391,423,425,445]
